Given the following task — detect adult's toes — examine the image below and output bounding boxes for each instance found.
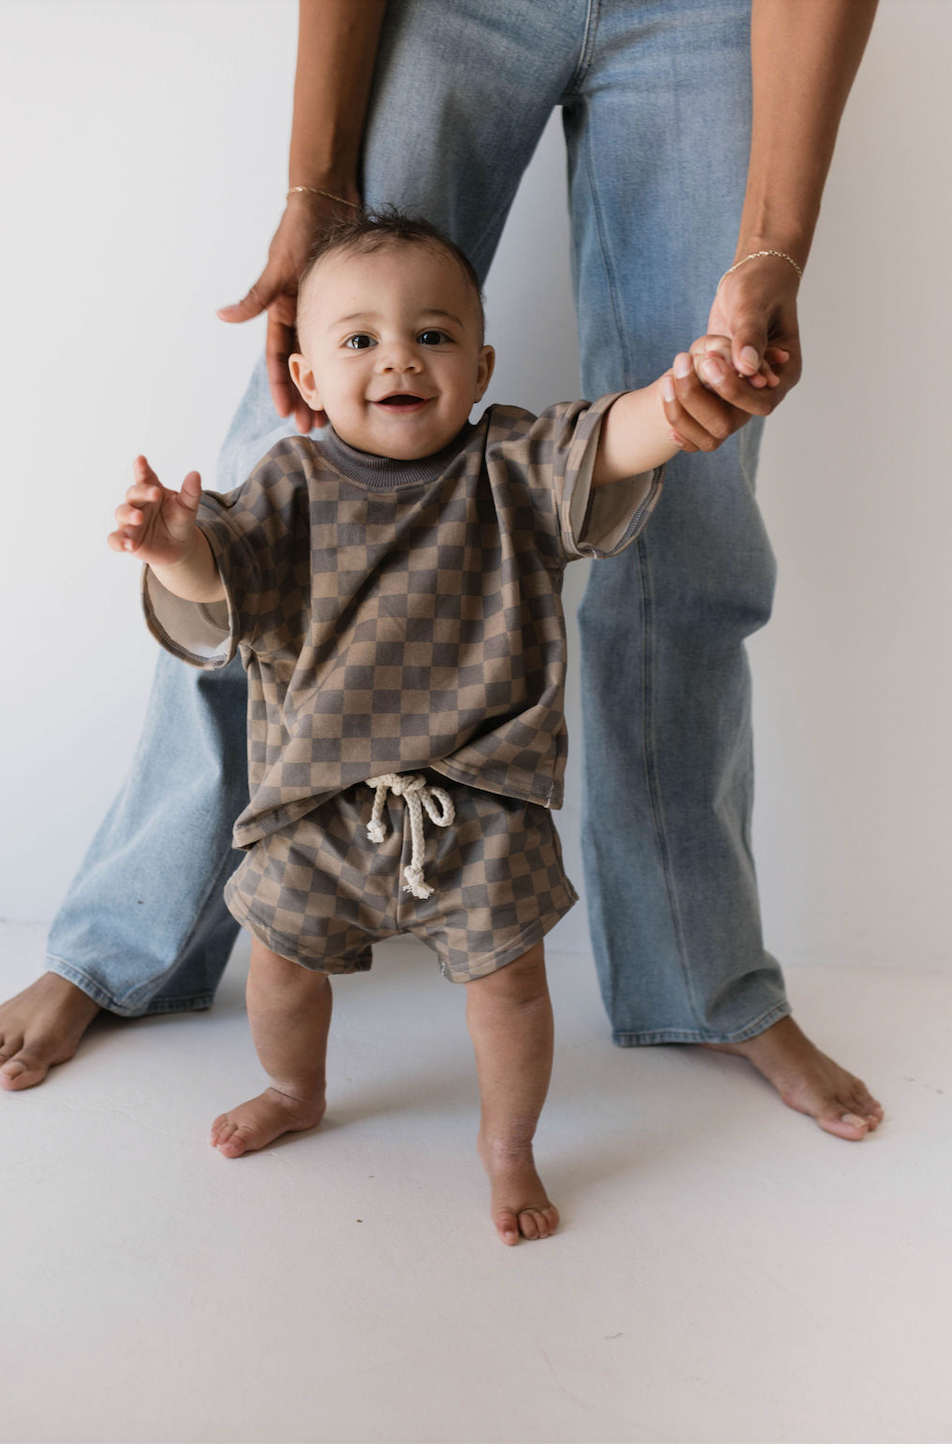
[855,1087,884,1124]
[0,1053,50,1090]
[819,1108,871,1141]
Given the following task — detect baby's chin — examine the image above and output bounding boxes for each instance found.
[330,413,469,461]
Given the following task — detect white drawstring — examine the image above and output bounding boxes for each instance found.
[365,773,455,899]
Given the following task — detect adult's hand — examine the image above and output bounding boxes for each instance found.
[705,254,803,408]
[217,190,356,433]
[667,257,803,451]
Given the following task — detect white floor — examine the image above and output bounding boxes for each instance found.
[2,920,950,1444]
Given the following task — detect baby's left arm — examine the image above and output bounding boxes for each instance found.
[592,336,787,487]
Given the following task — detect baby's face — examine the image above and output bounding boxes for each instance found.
[291,242,494,460]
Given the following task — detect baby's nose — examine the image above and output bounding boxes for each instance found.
[378,343,421,371]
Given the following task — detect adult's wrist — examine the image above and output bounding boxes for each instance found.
[286,184,360,211]
[721,249,803,291]
[732,227,811,275]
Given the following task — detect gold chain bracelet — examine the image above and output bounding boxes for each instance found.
[719,249,803,287]
[287,186,360,209]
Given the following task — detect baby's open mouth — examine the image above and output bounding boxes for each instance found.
[375,393,430,409]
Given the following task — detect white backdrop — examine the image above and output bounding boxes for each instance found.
[0,0,948,971]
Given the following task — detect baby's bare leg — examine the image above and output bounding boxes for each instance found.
[211,937,331,1158]
[466,941,560,1246]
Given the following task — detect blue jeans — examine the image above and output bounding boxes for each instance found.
[47,0,788,1042]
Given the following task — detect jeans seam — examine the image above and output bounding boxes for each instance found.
[564,0,600,97]
[579,107,631,385]
[635,530,705,1033]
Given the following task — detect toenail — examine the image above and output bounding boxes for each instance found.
[842,1113,867,1128]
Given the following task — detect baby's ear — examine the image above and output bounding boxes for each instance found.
[289,354,321,409]
[474,344,495,401]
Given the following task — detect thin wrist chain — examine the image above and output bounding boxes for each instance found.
[719,249,803,288]
[287,185,360,210]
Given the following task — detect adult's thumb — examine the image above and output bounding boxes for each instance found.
[729,313,770,376]
[216,279,270,324]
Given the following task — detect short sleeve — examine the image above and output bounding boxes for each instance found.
[142,569,233,668]
[487,395,664,563]
[140,435,312,668]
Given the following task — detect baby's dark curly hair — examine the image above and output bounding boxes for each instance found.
[298,206,485,338]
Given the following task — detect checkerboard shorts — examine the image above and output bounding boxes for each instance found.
[224,773,578,983]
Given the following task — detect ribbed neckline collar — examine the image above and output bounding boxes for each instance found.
[318,421,475,489]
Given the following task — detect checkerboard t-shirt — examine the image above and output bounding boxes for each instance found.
[143,395,662,848]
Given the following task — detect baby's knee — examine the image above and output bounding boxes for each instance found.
[249,941,330,993]
[474,942,548,1002]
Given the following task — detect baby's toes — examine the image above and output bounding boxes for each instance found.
[494,1209,521,1247]
[519,1207,559,1241]
[210,1113,248,1156]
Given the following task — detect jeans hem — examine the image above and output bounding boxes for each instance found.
[44,955,215,1019]
[610,1000,791,1048]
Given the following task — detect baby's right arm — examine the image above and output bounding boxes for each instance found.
[108,455,224,603]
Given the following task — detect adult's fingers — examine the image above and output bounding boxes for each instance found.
[216,273,273,324]
[264,313,313,430]
[664,354,753,452]
[690,351,778,417]
[265,311,323,432]
[708,264,803,405]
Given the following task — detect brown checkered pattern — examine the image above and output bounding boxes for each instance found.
[143,396,662,850]
[223,773,578,982]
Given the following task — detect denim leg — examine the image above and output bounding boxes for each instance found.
[568,0,790,1042]
[360,0,587,277]
[46,651,249,1014]
[45,361,296,1013]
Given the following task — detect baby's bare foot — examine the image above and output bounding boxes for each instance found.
[478,1131,559,1246]
[0,973,102,1091]
[702,1015,884,1140]
[211,1085,326,1158]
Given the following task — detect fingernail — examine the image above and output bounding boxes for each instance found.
[842,1113,868,1129]
[740,345,760,371]
[674,353,692,379]
[662,377,676,403]
[701,357,725,383]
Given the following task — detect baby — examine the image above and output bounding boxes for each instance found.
[109,211,777,1245]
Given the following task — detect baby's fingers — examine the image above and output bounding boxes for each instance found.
[660,372,701,453]
[179,470,202,512]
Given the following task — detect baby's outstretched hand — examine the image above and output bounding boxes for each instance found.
[108,455,202,568]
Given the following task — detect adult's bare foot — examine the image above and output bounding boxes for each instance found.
[0,973,102,1090]
[702,1015,884,1140]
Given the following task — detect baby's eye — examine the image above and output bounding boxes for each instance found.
[343,333,375,350]
[418,329,450,346]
